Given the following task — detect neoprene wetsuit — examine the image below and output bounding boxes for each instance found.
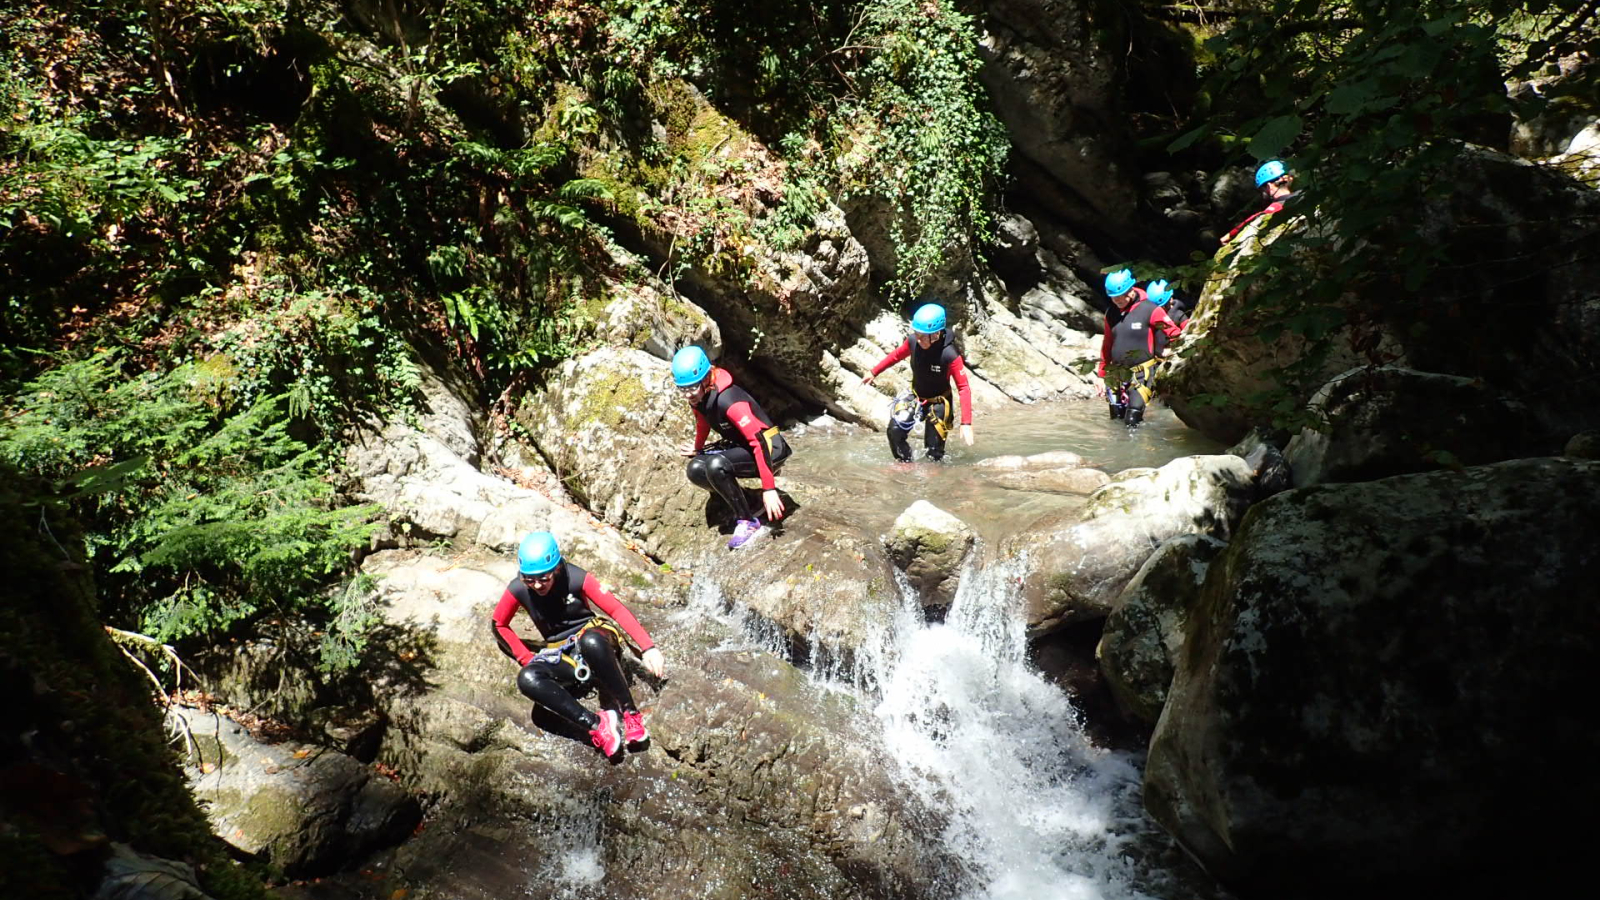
[869,331,973,461]
[1098,289,1185,426]
[685,367,791,521]
[491,562,654,729]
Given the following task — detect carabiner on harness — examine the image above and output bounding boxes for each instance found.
[890,391,920,431]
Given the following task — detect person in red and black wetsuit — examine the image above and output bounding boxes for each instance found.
[492,531,666,758]
[1221,159,1298,245]
[1099,268,1186,427]
[862,302,974,462]
[671,346,792,549]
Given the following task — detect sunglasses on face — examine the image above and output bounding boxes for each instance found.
[521,571,557,586]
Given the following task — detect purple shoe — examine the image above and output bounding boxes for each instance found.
[728,518,764,549]
[588,709,624,758]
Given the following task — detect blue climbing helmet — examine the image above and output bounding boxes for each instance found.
[1255,159,1288,188]
[1146,279,1173,306]
[911,302,947,335]
[671,346,711,387]
[1104,268,1136,298]
[517,531,562,576]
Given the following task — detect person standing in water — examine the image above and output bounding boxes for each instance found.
[1099,269,1186,427]
[674,346,791,549]
[862,302,974,462]
[492,532,666,758]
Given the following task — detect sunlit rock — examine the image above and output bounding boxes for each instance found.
[1006,454,1255,634]
[886,500,978,612]
[1145,457,1600,897]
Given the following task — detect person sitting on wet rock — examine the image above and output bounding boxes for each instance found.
[674,345,791,549]
[1099,268,1186,427]
[491,531,666,759]
[861,301,974,463]
[1221,158,1299,245]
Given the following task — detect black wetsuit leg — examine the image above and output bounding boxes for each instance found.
[923,397,951,461]
[516,660,597,729]
[1125,368,1154,427]
[687,449,755,519]
[576,629,637,714]
[686,438,791,518]
[886,417,915,462]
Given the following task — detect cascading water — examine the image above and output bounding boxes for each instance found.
[868,558,1182,900]
[682,554,1201,900]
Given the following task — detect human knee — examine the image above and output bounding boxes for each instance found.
[686,456,712,488]
[577,628,617,661]
[516,663,557,698]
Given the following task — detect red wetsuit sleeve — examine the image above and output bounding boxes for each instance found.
[492,590,536,665]
[725,399,778,489]
[949,354,973,424]
[1151,306,1186,342]
[692,408,709,451]
[580,573,655,652]
[870,340,912,376]
[1098,316,1113,378]
[1223,200,1286,243]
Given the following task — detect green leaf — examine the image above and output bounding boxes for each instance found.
[1248,115,1302,160]
[1166,124,1210,153]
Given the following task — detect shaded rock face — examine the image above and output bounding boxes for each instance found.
[1007,454,1256,634]
[975,0,1139,241]
[355,550,946,900]
[885,500,978,613]
[1096,534,1226,726]
[1284,366,1546,487]
[1144,458,1600,898]
[1166,146,1600,445]
[1226,428,1292,502]
[178,709,421,877]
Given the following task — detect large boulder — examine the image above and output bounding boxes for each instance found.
[885,500,978,613]
[1096,534,1226,725]
[1166,146,1600,445]
[1144,457,1600,897]
[515,346,726,563]
[178,709,421,876]
[1006,454,1256,634]
[353,548,945,899]
[1284,366,1545,487]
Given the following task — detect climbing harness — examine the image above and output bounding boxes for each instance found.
[534,618,625,683]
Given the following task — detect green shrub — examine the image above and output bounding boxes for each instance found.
[0,351,379,667]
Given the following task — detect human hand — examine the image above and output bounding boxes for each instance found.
[679,440,699,457]
[960,423,974,446]
[763,489,785,521]
[862,372,876,386]
[641,647,666,678]
[1219,233,1233,245]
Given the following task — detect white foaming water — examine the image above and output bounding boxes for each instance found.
[678,555,1188,899]
[534,808,606,898]
[868,558,1171,900]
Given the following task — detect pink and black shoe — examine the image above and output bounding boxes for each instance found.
[588,709,624,758]
[622,710,649,745]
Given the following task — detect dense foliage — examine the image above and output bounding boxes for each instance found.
[1168,0,1599,419]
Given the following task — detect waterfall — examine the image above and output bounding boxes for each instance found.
[682,558,1193,900]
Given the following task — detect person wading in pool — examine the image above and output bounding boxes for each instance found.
[861,302,974,462]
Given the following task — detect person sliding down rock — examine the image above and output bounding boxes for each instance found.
[673,346,792,549]
[1099,269,1186,427]
[861,302,974,462]
[491,532,666,759]
[1220,158,1299,245]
